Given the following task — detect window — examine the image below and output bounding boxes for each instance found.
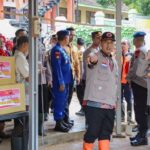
[4,7,16,19]
[59,7,67,18]
[86,11,95,24]
[105,13,114,19]
[75,10,81,23]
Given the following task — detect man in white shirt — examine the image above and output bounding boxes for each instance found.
[14,36,29,106]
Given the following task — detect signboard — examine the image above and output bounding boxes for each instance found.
[0,84,26,115]
[0,56,15,85]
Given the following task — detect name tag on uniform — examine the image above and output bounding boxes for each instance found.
[101,62,108,69]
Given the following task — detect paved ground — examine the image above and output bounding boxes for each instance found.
[40,139,150,150]
[0,93,149,150]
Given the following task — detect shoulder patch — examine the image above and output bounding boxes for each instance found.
[55,51,60,59]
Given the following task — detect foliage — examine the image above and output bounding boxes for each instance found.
[71,25,136,47]
[74,25,102,45]
[97,0,150,16]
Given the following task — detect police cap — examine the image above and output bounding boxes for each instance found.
[101,32,116,41]
[133,31,146,38]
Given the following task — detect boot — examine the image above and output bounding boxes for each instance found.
[76,108,85,116]
[131,137,148,146]
[62,120,73,129]
[98,140,110,150]
[83,142,93,150]
[130,132,141,141]
[38,113,46,136]
[54,120,70,132]
[63,116,74,126]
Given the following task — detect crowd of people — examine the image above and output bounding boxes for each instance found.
[0,27,150,150]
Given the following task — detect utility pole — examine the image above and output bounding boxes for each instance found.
[29,0,39,149]
[115,0,123,137]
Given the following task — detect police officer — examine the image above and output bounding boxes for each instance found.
[127,31,148,146]
[51,30,72,132]
[83,32,118,150]
[121,40,133,123]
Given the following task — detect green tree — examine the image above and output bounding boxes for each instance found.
[97,0,150,16]
[70,25,136,47]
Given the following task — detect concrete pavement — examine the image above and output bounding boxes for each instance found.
[40,139,150,150]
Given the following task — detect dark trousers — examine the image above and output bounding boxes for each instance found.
[76,80,86,107]
[121,83,132,118]
[38,84,49,114]
[131,82,148,135]
[84,106,115,143]
[64,82,74,121]
[68,82,74,105]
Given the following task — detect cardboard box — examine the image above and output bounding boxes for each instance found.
[0,56,16,85]
[0,83,26,115]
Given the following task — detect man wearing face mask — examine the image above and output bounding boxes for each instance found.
[82,32,118,150]
[127,31,148,146]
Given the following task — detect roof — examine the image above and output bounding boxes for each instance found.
[79,0,129,12]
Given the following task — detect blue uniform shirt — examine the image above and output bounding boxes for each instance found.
[51,43,71,86]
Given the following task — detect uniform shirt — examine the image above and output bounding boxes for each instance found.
[14,50,29,83]
[51,43,72,86]
[65,43,80,81]
[84,50,118,106]
[83,45,100,80]
[127,50,147,88]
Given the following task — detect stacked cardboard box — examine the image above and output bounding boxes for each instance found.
[0,57,26,115]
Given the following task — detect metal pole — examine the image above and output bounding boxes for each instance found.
[29,0,39,149]
[115,0,122,135]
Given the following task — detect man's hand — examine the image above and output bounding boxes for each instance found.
[48,81,52,88]
[59,84,65,92]
[87,54,98,65]
[90,55,98,63]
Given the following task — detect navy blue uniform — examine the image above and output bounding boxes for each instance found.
[51,43,71,121]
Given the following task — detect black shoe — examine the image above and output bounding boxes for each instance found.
[130,132,141,141]
[132,125,139,132]
[131,137,148,146]
[62,120,72,129]
[76,109,85,116]
[54,121,70,132]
